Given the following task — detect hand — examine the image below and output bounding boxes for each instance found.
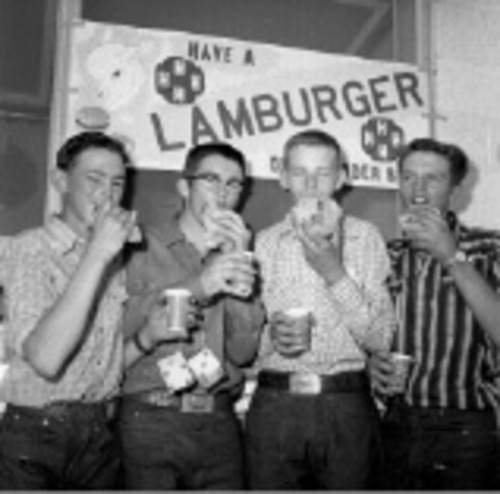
[295,221,345,285]
[87,199,137,262]
[269,310,313,358]
[368,351,405,396]
[199,251,256,298]
[401,206,456,263]
[209,209,252,253]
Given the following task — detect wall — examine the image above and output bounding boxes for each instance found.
[81,0,399,239]
[433,0,500,229]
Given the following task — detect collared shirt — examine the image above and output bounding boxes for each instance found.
[1,216,127,406]
[255,212,395,375]
[388,212,500,410]
[121,206,264,397]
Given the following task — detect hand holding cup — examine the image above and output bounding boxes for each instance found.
[270,308,313,358]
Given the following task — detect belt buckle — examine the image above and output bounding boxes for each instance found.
[149,391,176,408]
[181,393,214,413]
[289,373,322,395]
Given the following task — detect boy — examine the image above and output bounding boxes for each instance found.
[119,142,264,490]
[246,129,395,489]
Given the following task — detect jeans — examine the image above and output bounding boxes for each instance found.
[378,401,500,490]
[0,402,120,490]
[244,386,382,490]
[119,398,245,490]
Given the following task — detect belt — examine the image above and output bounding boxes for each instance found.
[6,399,117,423]
[257,370,369,395]
[123,389,234,414]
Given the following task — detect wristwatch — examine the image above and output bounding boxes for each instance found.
[443,249,467,270]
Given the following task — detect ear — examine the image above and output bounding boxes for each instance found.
[279,165,290,191]
[51,168,68,196]
[176,177,190,200]
[334,166,348,192]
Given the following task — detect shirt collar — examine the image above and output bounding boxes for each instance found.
[148,202,186,247]
[275,213,298,240]
[45,215,86,256]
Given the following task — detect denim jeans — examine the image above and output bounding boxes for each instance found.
[0,402,120,490]
[119,398,245,490]
[244,386,382,490]
[378,401,500,490]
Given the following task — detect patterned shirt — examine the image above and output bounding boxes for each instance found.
[388,212,500,410]
[122,206,265,397]
[255,212,395,375]
[1,217,127,406]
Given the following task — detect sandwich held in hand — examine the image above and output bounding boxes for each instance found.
[292,197,342,239]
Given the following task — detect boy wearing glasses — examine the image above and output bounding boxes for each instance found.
[245,129,395,489]
[118,142,264,490]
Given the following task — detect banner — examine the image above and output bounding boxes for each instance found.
[65,21,429,189]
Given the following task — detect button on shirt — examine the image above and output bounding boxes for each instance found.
[1,217,127,406]
[255,212,395,375]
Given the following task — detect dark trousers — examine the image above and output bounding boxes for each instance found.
[0,402,120,490]
[119,397,245,490]
[244,376,381,490]
[378,401,500,490]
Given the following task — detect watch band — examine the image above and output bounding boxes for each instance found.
[133,331,154,355]
[443,249,467,269]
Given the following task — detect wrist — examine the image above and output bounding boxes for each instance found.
[442,249,467,270]
[133,331,155,355]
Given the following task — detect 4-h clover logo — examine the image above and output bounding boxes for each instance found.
[155,56,205,105]
[361,117,405,162]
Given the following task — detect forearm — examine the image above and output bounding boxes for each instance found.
[329,275,395,352]
[224,298,264,366]
[23,252,109,380]
[329,275,371,332]
[449,262,500,346]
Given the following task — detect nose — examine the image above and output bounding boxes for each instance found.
[305,174,319,191]
[411,177,428,205]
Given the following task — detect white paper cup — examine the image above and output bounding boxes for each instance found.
[284,307,312,353]
[230,251,255,298]
[164,288,192,333]
[391,352,413,390]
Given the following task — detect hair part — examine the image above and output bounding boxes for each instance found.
[182,142,247,178]
[398,137,469,186]
[56,131,131,171]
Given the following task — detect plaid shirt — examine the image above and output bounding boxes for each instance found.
[1,217,127,406]
[388,212,500,410]
[254,212,395,375]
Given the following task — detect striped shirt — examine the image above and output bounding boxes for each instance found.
[255,212,395,375]
[1,217,127,406]
[388,212,500,410]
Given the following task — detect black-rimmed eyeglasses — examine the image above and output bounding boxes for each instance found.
[186,172,245,193]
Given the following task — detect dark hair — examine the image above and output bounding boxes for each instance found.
[398,138,469,185]
[283,129,343,167]
[182,142,246,178]
[56,132,131,171]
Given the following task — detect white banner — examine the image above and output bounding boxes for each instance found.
[64,21,429,189]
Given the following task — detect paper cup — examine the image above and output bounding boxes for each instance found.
[284,307,312,353]
[391,352,413,390]
[164,288,192,333]
[230,251,255,298]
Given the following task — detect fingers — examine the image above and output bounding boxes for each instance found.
[210,211,250,251]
